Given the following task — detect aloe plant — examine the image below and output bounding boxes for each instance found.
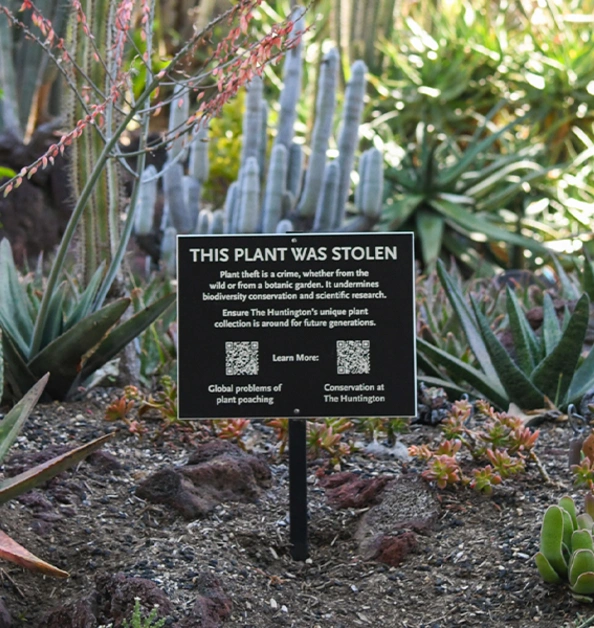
[0,238,175,400]
[535,494,594,602]
[417,259,594,411]
[0,346,112,577]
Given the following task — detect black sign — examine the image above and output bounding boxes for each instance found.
[177,233,416,419]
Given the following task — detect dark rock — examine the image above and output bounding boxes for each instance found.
[356,475,440,566]
[16,490,53,512]
[37,598,98,628]
[181,573,232,628]
[318,472,390,509]
[94,572,173,627]
[87,450,123,473]
[0,597,11,628]
[369,531,418,567]
[38,573,172,628]
[136,468,213,519]
[136,441,271,519]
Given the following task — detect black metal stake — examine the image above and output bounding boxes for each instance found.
[288,418,308,560]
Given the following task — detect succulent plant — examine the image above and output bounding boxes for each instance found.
[535,494,594,601]
[0,238,175,401]
[0,346,112,577]
[417,259,594,411]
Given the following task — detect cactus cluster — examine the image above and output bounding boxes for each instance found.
[133,8,385,274]
[535,494,594,601]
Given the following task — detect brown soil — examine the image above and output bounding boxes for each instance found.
[0,390,590,628]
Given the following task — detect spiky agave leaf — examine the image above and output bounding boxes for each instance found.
[0,529,69,578]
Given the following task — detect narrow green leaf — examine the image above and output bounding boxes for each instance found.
[471,297,545,409]
[27,298,130,399]
[1,330,38,402]
[78,293,176,383]
[0,374,48,464]
[416,375,471,400]
[417,337,508,408]
[583,254,594,301]
[416,209,444,270]
[531,294,590,406]
[505,286,538,374]
[64,262,106,331]
[0,240,33,357]
[542,293,561,355]
[552,256,580,300]
[431,198,549,254]
[385,194,424,228]
[39,282,67,351]
[436,259,504,388]
[0,433,113,505]
[0,328,3,395]
[568,345,594,406]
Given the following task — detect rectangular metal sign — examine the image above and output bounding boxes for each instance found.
[177,233,416,419]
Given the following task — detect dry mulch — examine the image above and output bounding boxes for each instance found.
[0,389,592,628]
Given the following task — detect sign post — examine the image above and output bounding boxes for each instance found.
[177,233,416,559]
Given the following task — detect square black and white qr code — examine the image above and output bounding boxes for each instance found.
[336,340,370,374]
[225,341,259,376]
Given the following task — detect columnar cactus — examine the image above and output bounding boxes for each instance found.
[135,6,383,275]
[274,7,305,150]
[296,48,339,218]
[334,60,368,227]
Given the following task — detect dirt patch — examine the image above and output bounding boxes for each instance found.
[0,391,590,627]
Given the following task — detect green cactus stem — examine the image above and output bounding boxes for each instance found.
[169,84,190,162]
[240,76,264,169]
[211,209,225,234]
[160,226,177,276]
[183,175,202,230]
[275,7,305,150]
[163,164,192,234]
[189,120,209,183]
[313,161,339,232]
[196,209,212,234]
[262,143,288,233]
[357,147,383,220]
[237,157,260,234]
[286,141,303,200]
[296,48,339,218]
[67,0,124,284]
[258,99,269,182]
[334,59,367,227]
[133,166,157,237]
[224,181,239,234]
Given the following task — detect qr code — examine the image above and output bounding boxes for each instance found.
[225,341,259,375]
[337,340,370,375]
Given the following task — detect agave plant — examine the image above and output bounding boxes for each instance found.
[0,329,112,576]
[417,259,594,411]
[535,494,594,601]
[380,117,554,270]
[0,238,175,401]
